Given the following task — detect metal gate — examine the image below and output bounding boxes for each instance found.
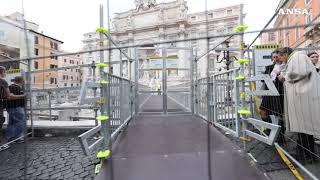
[134,47,193,114]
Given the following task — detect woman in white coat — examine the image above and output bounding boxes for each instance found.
[278,47,320,160]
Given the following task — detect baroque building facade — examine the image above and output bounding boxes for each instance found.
[82,0,244,83]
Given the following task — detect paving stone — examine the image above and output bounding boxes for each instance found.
[64,172,75,179]
[79,171,89,178]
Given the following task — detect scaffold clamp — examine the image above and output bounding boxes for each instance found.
[235,25,248,33]
[235,75,245,81]
[238,109,251,115]
[236,58,249,65]
[96,27,109,34]
[96,115,109,121]
[99,79,109,85]
[97,150,111,159]
[96,63,109,68]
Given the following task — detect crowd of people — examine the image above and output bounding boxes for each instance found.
[0,66,27,150]
[259,47,320,162]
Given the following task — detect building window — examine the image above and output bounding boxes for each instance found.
[64,59,66,63]
[50,64,57,69]
[54,78,57,84]
[208,13,213,18]
[66,76,69,80]
[71,76,73,80]
[34,61,38,69]
[227,27,233,32]
[305,0,311,5]
[227,9,233,15]
[33,76,36,83]
[63,75,65,80]
[191,16,196,20]
[306,13,312,24]
[71,83,73,87]
[34,36,39,44]
[71,69,73,72]
[268,32,276,42]
[34,48,39,56]
[50,41,54,49]
[64,83,67,86]
[54,43,58,50]
[77,61,79,65]
[50,78,54,84]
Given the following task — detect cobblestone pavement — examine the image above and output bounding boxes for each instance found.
[0,136,99,180]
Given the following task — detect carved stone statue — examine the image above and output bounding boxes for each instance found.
[135,0,156,10]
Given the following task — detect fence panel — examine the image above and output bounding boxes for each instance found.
[212,68,241,137]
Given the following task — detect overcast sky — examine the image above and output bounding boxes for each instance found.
[0,0,279,51]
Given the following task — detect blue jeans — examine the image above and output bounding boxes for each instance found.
[5,107,26,142]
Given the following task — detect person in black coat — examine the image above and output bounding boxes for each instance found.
[259,50,285,143]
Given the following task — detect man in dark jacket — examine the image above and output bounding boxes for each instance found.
[5,76,26,142]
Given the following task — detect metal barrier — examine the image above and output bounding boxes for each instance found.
[78,73,134,156]
[195,77,208,119]
[212,68,241,137]
[167,82,191,112]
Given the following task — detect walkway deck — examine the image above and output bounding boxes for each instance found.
[96,96,268,180]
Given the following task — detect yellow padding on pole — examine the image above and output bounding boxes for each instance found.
[235,25,248,33]
[95,164,101,174]
[96,63,109,68]
[240,92,246,99]
[238,109,251,115]
[235,75,245,81]
[96,27,109,34]
[96,115,109,121]
[97,150,111,159]
[275,146,304,180]
[236,58,250,64]
[99,79,109,85]
[98,98,105,105]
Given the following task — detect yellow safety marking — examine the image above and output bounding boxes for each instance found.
[235,75,245,81]
[236,58,250,64]
[96,27,109,34]
[6,69,21,74]
[96,116,109,121]
[253,44,280,50]
[95,163,101,174]
[240,136,251,142]
[238,109,251,115]
[96,63,109,68]
[99,79,109,85]
[235,25,248,33]
[97,150,111,159]
[240,92,246,99]
[275,146,304,180]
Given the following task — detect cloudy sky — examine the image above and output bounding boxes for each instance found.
[1,0,280,51]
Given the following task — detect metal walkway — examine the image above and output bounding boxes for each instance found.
[95,96,268,180]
